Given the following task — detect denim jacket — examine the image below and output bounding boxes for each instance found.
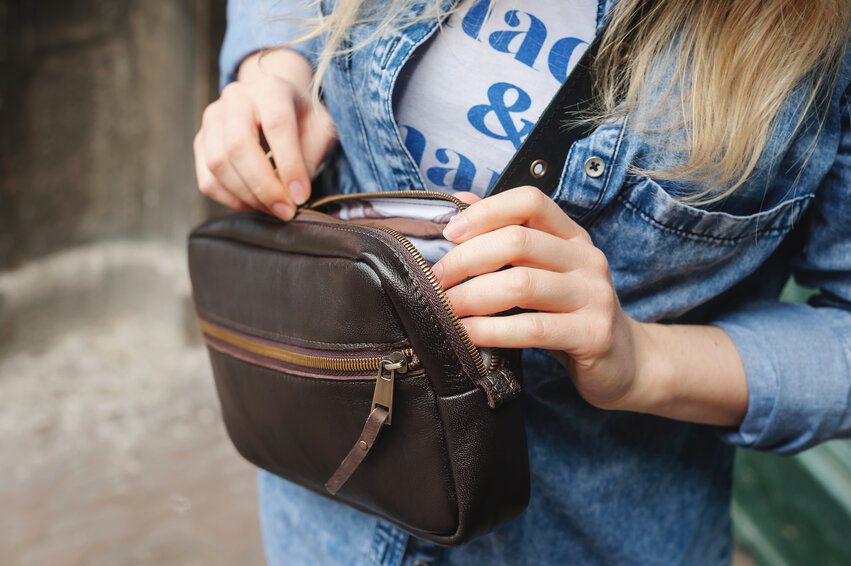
[220,1,851,564]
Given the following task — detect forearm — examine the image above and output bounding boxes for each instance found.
[616,320,749,427]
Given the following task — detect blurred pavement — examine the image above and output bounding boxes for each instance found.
[0,241,263,565]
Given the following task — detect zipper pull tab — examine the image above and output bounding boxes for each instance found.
[371,351,408,426]
[326,351,409,495]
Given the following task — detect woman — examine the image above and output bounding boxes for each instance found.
[194,0,851,564]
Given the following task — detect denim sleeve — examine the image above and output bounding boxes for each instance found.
[219,0,321,90]
[711,82,851,455]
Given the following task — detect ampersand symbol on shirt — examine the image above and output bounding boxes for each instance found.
[467,82,535,150]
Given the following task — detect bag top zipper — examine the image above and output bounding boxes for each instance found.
[307,189,469,212]
[302,190,498,378]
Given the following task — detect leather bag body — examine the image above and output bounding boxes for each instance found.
[187,32,605,545]
[188,200,530,545]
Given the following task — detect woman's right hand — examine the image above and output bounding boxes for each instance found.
[193,49,337,220]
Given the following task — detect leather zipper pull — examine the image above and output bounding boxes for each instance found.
[325,352,408,495]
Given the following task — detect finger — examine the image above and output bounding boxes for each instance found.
[442,185,590,244]
[221,86,296,218]
[194,134,251,210]
[198,172,251,210]
[203,104,268,212]
[461,312,594,351]
[445,267,589,317]
[433,225,586,288]
[453,191,481,205]
[298,101,337,179]
[256,83,312,206]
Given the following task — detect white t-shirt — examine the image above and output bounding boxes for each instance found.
[393,0,599,197]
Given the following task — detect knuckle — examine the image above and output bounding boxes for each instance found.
[224,136,248,156]
[220,81,243,100]
[577,227,594,244]
[503,225,529,254]
[518,185,546,208]
[263,110,293,132]
[205,153,227,175]
[201,103,218,125]
[596,287,617,311]
[262,75,293,94]
[586,247,610,273]
[508,268,534,299]
[274,79,296,98]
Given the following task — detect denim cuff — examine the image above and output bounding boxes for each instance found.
[711,301,851,454]
[219,0,321,90]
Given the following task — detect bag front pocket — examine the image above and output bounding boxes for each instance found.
[198,316,461,535]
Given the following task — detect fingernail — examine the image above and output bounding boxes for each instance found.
[272,202,294,219]
[290,180,308,205]
[442,214,468,241]
[431,261,444,282]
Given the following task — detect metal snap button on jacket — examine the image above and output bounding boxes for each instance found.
[584,156,605,178]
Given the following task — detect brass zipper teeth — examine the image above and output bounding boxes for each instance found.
[307,190,470,211]
[374,226,497,377]
[301,189,500,377]
[198,318,419,373]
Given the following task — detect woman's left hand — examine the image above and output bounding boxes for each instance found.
[432,186,654,410]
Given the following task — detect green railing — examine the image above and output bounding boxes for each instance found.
[731,281,851,565]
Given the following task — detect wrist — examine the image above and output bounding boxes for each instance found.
[610,319,677,414]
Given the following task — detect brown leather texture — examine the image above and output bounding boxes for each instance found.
[188,210,530,545]
[324,406,389,495]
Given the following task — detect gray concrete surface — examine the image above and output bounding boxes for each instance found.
[0,241,263,566]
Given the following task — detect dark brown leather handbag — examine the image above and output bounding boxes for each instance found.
[187,37,601,545]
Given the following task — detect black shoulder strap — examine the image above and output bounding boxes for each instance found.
[486,33,603,198]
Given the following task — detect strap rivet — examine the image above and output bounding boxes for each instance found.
[358,440,369,451]
[529,159,548,179]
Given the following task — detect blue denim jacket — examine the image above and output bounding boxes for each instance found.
[220,1,851,564]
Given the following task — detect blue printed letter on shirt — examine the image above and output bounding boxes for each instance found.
[468,82,534,149]
[488,10,547,68]
[461,0,491,40]
[400,124,426,167]
[548,37,587,83]
[426,148,477,191]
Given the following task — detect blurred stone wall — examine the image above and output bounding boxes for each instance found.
[0,0,226,270]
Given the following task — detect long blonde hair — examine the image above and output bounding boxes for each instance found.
[281,0,850,203]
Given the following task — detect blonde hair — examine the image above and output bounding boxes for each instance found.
[280,0,850,203]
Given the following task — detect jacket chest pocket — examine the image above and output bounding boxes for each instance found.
[587,174,814,320]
